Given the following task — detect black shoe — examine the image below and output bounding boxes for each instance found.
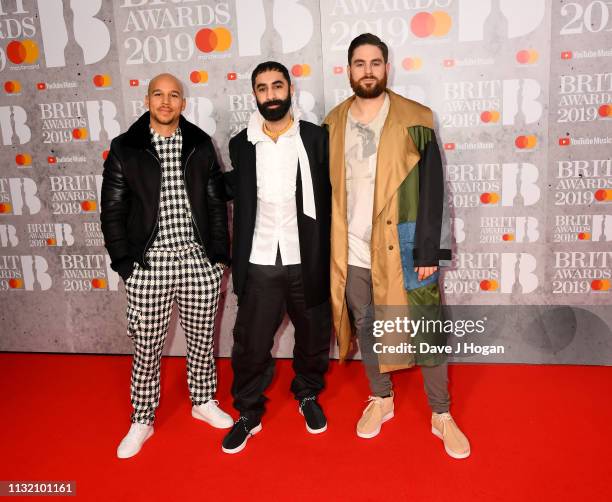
[298,396,327,434]
[221,416,262,454]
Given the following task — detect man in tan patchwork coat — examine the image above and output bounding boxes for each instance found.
[323,33,470,459]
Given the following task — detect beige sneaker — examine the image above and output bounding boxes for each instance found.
[356,393,394,439]
[431,412,471,459]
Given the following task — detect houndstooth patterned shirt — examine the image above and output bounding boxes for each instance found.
[150,127,199,251]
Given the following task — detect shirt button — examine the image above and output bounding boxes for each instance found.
[388,245,393,250]
[387,220,392,225]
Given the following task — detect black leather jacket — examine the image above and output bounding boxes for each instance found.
[100,112,229,280]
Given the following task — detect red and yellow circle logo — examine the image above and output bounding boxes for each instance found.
[502,233,514,241]
[190,70,209,84]
[15,153,32,167]
[480,110,500,123]
[515,135,537,149]
[411,11,452,38]
[7,39,39,64]
[402,57,422,71]
[480,192,500,204]
[598,104,612,118]
[91,278,107,289]
[594,189,612,202]
[292,64,311,77]
[0,203,13,214]
[81,200,97,212]
[4,80,21,93]
[577,232,591,241]
[480,279,499,291]
[72,128,88,140]
[195,27,232,53]
[9,278,24,289]
[591,279,610,291]
[516,49,539,65]
[93,74,112,88]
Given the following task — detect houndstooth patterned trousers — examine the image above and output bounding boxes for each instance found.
[124,247,224,425]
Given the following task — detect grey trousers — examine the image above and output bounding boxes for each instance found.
[345,265,450,414]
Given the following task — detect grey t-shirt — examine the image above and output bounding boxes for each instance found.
[344,93,390,268]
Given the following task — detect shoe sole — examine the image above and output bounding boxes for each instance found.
[191,408,233,429]
[117,427,154,459]
[221,423,262,454]
[356,411,394,439]
[431,426,471,459]
[298,408,328,434]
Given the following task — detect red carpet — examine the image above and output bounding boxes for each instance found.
[0,354,609,501]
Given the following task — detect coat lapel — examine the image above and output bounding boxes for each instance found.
[372,92,421,222]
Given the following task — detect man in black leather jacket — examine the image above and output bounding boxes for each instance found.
[101,73,233,459]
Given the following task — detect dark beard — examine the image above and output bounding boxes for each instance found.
[350,73,387,99]
[257,94,292,121]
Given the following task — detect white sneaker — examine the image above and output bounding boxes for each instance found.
[116,423,154,459]
[192,400,233,429]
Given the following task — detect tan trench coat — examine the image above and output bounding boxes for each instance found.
[323,90,435,372]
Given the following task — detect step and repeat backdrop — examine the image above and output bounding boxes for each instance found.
[0,0,611,364]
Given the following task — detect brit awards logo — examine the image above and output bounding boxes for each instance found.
[479,216,539,243]
[59,254,119,292]
[27,223,74,247]
[552,215,612,243]
[39,100,121,144]
[0,178,41,216]
[554,159,612,206]
[48,175,102,215]
[0,255,52,291]
[0,106,31,145]
[553,251,611,294]
[447,162,540,208]
[444,252,538,295]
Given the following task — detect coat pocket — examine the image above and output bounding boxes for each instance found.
[397,221,439,291]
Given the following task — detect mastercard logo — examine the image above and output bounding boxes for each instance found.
[595,189,612,202]
[559,137,570,146]
[7,39,39,64]
[9,278,24,289]
[411,11,452,38]
[91,278,107,289]
[190,70,209,84]
[195,27,232,53]
[480,279,499,291]
[591,279,610,291]
[15,153,32,166]
[81,200,97,212]
[515,135,537,149]
[0,203,13,213]
[577,232,591,240]
[480,192,500,204]
[480,110,500,123]
[72,128,88,140]
[502,233,514,241]
[561,51,573,60]
[516,49,538,65]
[48,156,57,164]
[46,238,57,246]
[444,143,455,150]
[102,150,109,160]
[4,80,21,93]
[37,82,46,90]
[598,104,612,117]
[402,57,422,71]
[93,74,112,88]
[292,64,311,77]
[333,66,343,75]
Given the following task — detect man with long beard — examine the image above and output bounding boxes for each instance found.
[323,34,470,459]
[222,62,332,454]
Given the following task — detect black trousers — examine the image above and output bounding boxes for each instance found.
[231,254,331,420]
